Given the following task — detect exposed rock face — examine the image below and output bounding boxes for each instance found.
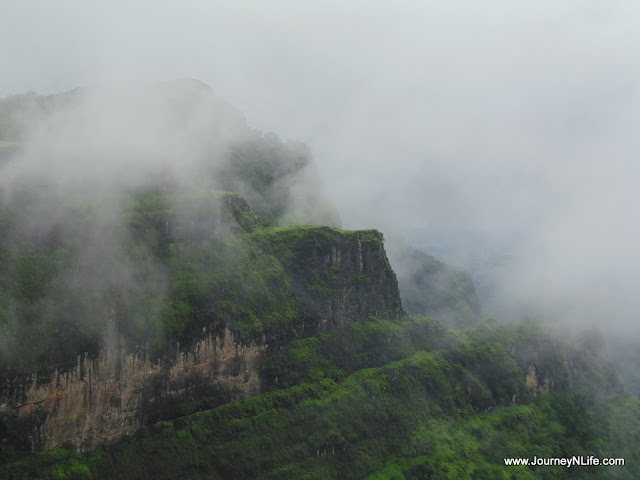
[508,327,622,401]
[0,226,405,453]
[525,365,552,397]
[253,227,403,330]
[0,324,263,452]
[308,234,403,328]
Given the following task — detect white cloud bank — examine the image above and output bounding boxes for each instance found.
[3,0,640,330]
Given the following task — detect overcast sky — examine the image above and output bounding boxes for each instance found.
[3,0,640,329]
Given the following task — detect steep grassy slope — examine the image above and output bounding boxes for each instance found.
[3,320,638,479]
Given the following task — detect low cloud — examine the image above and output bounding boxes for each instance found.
[2,1,640,337]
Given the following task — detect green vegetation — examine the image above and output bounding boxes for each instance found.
[0,189,342,372]
[3,320,638,479]
[160,233,297,347]
[1,85,637,479]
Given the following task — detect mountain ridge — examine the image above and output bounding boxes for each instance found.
[0,83,638,479]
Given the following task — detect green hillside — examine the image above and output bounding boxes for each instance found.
[0,84,638,479]
[3,320,638,479]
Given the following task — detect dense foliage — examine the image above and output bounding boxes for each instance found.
[0,188,373,374]
[3,320,638,479]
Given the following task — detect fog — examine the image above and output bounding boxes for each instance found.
[3,0,640,334]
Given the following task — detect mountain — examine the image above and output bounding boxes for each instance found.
[0,83,638,479]
[386,238,483,329]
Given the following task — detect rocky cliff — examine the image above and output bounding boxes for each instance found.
[0,322,263,452]
[0,223,402,454]
[249,226,403,330]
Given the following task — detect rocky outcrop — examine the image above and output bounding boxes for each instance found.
[506,326,623,400]
[306,232,403,327]
[251,227,403,330]
[0,323,263,452]
[525,365,552,397]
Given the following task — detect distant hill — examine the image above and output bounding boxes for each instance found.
[387,238,483,328]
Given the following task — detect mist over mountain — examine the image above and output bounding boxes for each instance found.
[386,237,483,329]
[0,79,638,480]
[2,1,640,477]
[4,2,640,337]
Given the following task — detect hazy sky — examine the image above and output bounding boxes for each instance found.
[3,0,640,329]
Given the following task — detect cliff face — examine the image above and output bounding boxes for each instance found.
[0,226,403,453]
[0,322,262,452]
[249,226,403,330]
